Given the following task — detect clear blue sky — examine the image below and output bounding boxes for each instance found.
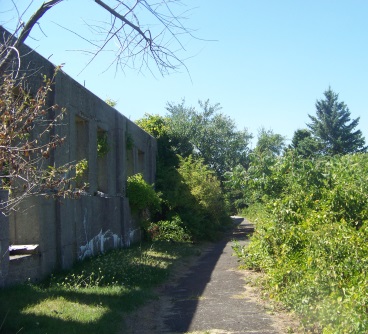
[2,0,368,148]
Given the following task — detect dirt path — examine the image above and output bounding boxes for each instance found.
[122,218,301,334]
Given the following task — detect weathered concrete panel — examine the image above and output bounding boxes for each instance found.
[7,255,42,285]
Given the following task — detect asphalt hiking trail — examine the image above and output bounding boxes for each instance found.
[122,217,299,334]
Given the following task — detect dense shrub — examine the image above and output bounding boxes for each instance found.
[126,173,161,214]
[147,216,191,242]
[237,153,368,333]
[176,155,231,239]
[136,114,231,241]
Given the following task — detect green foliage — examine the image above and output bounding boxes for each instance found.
[135,113,168,139]
[135,113,181,168]
[166,99,252,178]
[237,153,368,333]
[75,158,88,187]
[147,216,191,242]
[176,155,231,239]
[254,127,285,156]
[97,131,110,157]
[136,113,232,241]
[178,155,223,217]
[153,155,230,241]
[105,98,117,107]
[223,164,248,213]
[230,129,287,208]
[126,173,160,213]
[307,87,367,155]
[288,128,322,158]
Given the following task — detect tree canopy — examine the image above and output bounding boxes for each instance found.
[307,87,366,155]
[253,127,285,156]
[166,99,253,177]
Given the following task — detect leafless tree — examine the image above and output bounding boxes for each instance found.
[0,66,85,214]
[0,0,195,76]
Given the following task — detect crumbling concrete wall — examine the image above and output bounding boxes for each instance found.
[1,27,157,286]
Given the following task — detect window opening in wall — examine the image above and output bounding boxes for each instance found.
[138,150,145,175]
[75,116,89,188]
[97,131,110,158]
[97,128,109,193]
[126,132,134,177]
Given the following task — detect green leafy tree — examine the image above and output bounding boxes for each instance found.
[135,114,168,139]
[307,88,367,155]
[135,113,190,169]
[166,100,252,178]
[238,153,368,332]
[177,155,230,239]
[242,128,286,205]
[253,127,285,156]
[223,164,248,213]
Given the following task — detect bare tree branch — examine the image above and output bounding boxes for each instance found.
[1,0,195,76]
[0,0,63,74]
[0,68,83,214]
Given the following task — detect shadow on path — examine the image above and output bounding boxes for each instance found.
[162,217,273,333]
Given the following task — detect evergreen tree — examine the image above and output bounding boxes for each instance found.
[289,129,322,158]
[307,88,367,155]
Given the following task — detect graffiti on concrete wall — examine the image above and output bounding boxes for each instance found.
[78,229,123,260]
[78,208,123,260]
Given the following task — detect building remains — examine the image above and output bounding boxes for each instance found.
[0,27,157,287]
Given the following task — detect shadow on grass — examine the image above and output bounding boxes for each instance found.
[0,242,197,334]
[0,269,159,334]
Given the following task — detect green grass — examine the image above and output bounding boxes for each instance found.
[0,241,199,334]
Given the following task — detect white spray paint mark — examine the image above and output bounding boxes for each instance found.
[79,229,123,261]
[78,209,140,260]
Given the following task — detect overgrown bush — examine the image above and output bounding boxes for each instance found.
[126,173,160,214]
[136,114,232,241]
[147,216,191,242]
[237,153,368,333]
[178,155,228,224]
[174,155,231,240]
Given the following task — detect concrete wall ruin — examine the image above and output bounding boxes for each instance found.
[0,27,157,286]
